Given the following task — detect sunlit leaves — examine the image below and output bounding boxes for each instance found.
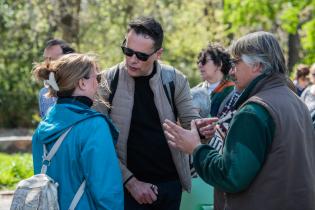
[0,0,314,127]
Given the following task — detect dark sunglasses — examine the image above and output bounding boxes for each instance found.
[121,46,158,61]
[197,57,212,66]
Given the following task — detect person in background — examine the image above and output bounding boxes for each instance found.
[193,43,234,118]
[96,16,199,210]
[191,43,239,152]
[164,31,315,210]
[32,53,123,210]
[39,39,75,118]
[191,44,240,210]
[301,63,315,114]
[293,64,310,96]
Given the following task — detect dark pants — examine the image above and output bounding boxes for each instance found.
[124,180,182,210]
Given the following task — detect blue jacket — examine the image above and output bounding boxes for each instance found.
[32,98,124,210]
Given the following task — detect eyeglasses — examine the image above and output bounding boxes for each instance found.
[311,73,315,77]
[121,46,158,62]
[230,58,242,67]
[84,73,102,84]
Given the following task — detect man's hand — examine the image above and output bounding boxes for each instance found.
[195,118,218,139]
[163,119,201,154]
[125,177,158,204]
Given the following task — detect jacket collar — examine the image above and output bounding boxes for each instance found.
[235,73,287,109]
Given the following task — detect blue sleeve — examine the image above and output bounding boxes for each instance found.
[80,117,124,210]
[32,130,43,174]
[38,88,56,118]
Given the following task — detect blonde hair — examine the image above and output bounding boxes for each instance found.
[33,54,109,107]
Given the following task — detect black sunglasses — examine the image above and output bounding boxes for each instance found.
[197,57,211,66]
[121,46,158,62]
[120,38,159,61]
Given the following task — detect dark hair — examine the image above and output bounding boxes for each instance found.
[295,64,310,79]
[198,43,232,75]
[127,16,163,50]
[45,39,75,54]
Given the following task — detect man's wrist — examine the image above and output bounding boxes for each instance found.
[125,176,137,191]
[124,175,135,186]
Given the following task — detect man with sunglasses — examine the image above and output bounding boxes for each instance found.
[96,16,199,210]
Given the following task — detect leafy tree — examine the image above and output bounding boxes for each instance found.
[0,0,314,127]
[0,0,51,127]
[223,0,315,72]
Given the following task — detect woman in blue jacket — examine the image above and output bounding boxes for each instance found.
[32,53,124,210]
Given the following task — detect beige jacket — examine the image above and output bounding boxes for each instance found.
[96,61,199,192]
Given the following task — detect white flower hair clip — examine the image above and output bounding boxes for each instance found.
[44,72,59,91]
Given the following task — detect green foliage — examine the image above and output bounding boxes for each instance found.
[0,0,314,127]
[280,5,300,34]
[223,0,315,69]
[224,0,281,35]
[0,153,33,190]
[300,3,315,64]
[0,0,51,127]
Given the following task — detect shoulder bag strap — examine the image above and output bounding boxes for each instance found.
[68,180,86,210]
[41,127,72,174]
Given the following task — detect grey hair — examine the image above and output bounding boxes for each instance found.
[230,31,287,75]
[191,87,211,118]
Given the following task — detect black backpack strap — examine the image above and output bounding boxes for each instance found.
[108,66,120,115]
[169,81,178,120]
[162,85,172,106]
[161,65,178,120]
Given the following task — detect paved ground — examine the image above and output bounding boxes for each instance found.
[0,191,13,210]
[0,129,32,153]
[0,128,33,137]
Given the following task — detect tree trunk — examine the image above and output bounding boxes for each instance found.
[49,0,81,47]
[287,32,300,74]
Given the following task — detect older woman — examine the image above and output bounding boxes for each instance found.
[32,54,124,210]
[164,32,315,210]
[192,43,235,117]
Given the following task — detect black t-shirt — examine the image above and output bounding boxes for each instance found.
[127,67,179,183]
